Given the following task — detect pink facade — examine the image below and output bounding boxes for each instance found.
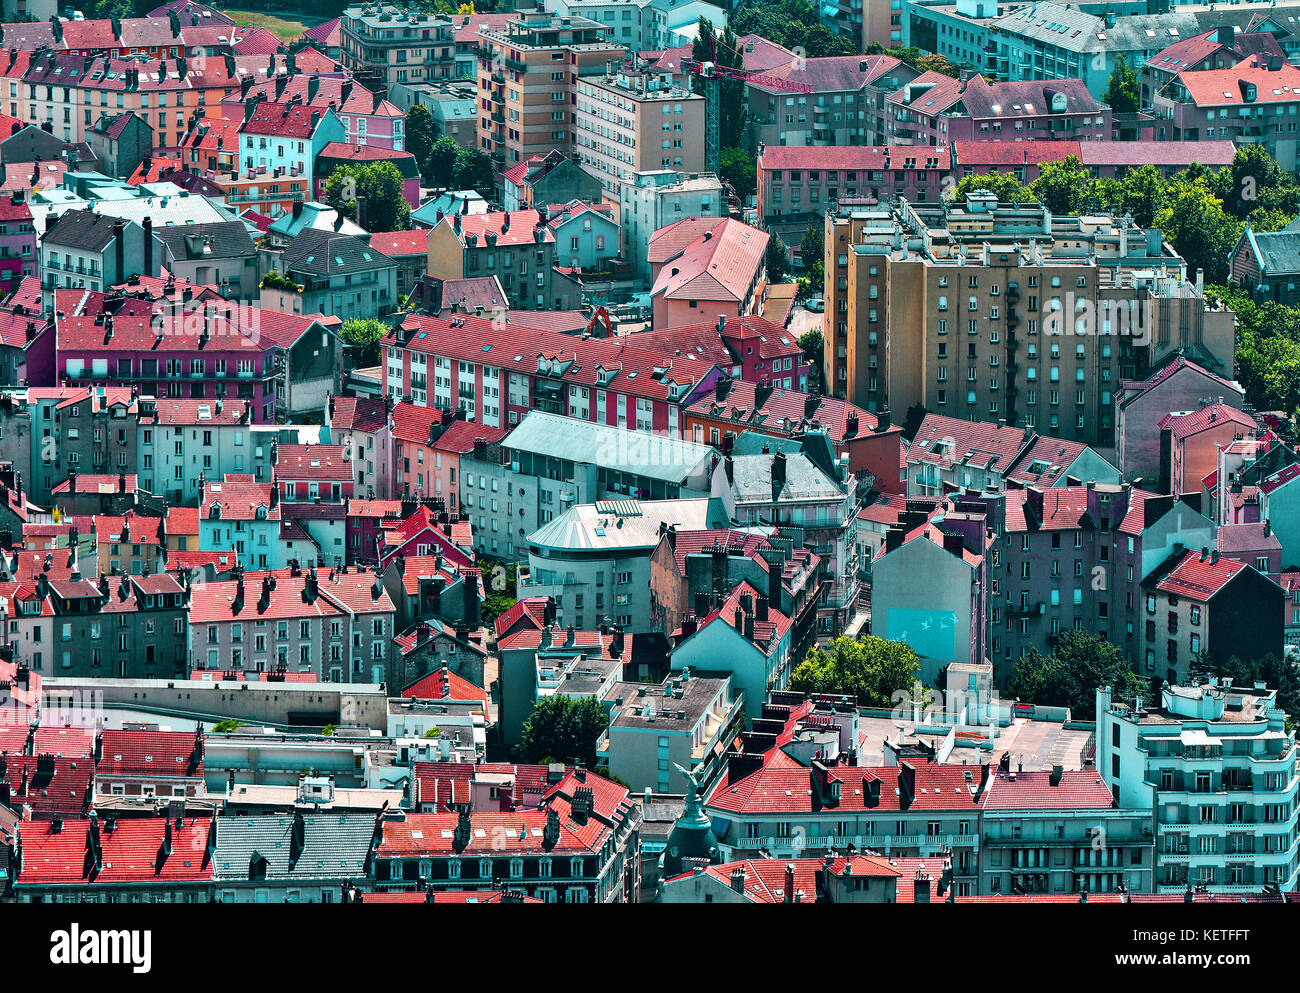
[0,197,36,293]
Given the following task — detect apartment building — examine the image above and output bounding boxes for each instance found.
[502,148,603,212]
[618,170,722,282]
[871,502,990,685]
[55,308,281,424]
[757,145,946,224]
[136,397,260,506]
[382,312,724,435]
[427,210,558,311]
[39,210,158,312]
[0,195,34,293]
[199,474,281,571]
[238,102,347,195]
[25,386,138,508]
[520,497,728,632]
[475,8,625,171]
[573,58,703,198]
[459,409,719,561]
[727,449,858,634]
[1150,54,1300,170]
[0,51,240,148]
[1140,547,1283,685]
[339,4,460,94]
[1097,681,1299,893]
[831,194,1236,449]
[887,72,1112,147]
[222,76,405,153]
[746,53,915,151]
[188,566,395,684]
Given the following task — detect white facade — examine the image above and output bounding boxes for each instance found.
[619,170,723,282]
[1097,682,1299,894]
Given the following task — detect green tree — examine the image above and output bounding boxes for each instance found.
[519,695,609,769]
[1198,654,1299,732]
[478,555,517,625]
[765,236,791,284]
[1114,164,1168,228]
[719,146,756,203]
[788,635,921,707]
[1008,629,1148,717]
[1102,55,1140,115]
[452,146,495,198]
[339,318,388,367]
[915,52,960,77]
[1031,155,1091,216]
[798,327,824,394]
[427,134,460,190]
[323,161,411,233]
[1154,176,1242,285]
[405,103,439,179]
[949,170,1037,204]
[1223,144,1287,220]
[800,220,825,285]
[212,719,243,734]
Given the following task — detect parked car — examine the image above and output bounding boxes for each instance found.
[805,296,824,312]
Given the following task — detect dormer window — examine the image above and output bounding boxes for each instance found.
[209,505,221,519]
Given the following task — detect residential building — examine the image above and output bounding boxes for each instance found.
[339,4,460,95]
[727,448,858,634]
[547,200,619,272]
[1116,354,1246,487]
[372,763,642,902]
[475,10,625,172]
[502,148,603,212]
[189,566,395,683]
[426,210,559,311]
[1097,681,1298,893]
[264,227,398,320]
[1159,404,1260,497]
[382,312,725,434]
[84,111,152,179]
[619,170,722,283]
[238,101,347,195]
[746,53,916,151]
[830,194,1236,448]
[887,73,1112,147]
[0,195,35,293]
[649,217,768,329]
[1230,223,1300,307]
[461,410,720,561]
[573,58,703,197]
[758,145,946,223]
[152,221,260,302]
[199,474,280,571]
[871,503,990,685]
[40,210,158,312]
[521,496,729,632]
[598,671,743,794]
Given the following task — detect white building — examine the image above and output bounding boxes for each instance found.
[1097,681,1299,894]
[137,397,266,506]
[619,170,723,282]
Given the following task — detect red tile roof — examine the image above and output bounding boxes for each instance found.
[16,815,214,886]
[1176,55,1300,108]
[200,475,277,522]
[494,596,550,641]
[241,101,329,139]
[450,210,554,248]
[331,395,389,435]
[982,769,1115,810]
[0,753,93,816]
[96,729,202,779]
[1152,548,1248,602]
[1157,403,1257,439]
[909,413,1030,475]
[432,419,508,455]
[691,580,791,656]
[368,230,430,259]
[401,666,489,709]
[275,444,353,483]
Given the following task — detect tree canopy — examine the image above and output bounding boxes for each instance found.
[1103,55,1140,115]
[720,146,757,203]
[339,318,388,367]
[519,695,609,769]
[765,237,791,284]
[948,170,1037,204]
[323,161,411,233]
[405,103,439,180]
[1007,629,1148,717]
[788,635,921,707]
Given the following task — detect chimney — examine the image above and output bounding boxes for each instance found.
[731,866,746,893]
[784,863,795,903]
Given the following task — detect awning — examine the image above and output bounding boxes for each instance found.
[710,816,731,838]
[1179,729,1222,747]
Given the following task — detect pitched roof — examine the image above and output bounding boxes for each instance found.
[367,229,430,258]
[909,413,1031,475]
[1150,548,1250,602]
[16,815,214,886]
[240,100,330,138]
[96,729,202,779]
[650,218,769,304]
[213,812,373,881]
[982,769,1115,810]
[1157,403,1257,439]
[274,444,352,483]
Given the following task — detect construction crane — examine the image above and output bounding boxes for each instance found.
[681,34,814,180]
[583,305,614,339]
